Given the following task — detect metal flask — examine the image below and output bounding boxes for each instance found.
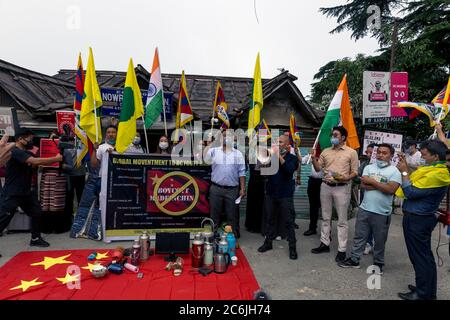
[139,231,150,261]
[214,252,230,274]
[191,233,204,269]
[203,242,214,269]
[217,234,228,254]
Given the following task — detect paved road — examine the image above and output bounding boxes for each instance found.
[1,214,449,299]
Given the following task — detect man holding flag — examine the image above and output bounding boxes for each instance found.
[309,75,359,263]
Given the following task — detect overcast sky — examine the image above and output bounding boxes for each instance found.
[0,0,379,97]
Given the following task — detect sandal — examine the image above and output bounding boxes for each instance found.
[173,257,184,276]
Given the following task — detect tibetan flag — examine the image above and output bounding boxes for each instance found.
[257,119,271,142]
[289,113,301,146]
[398,78,450,127]
[247,53,263,136]
[116,58,145,154]
[213,81,230,129]
[80,48,102,144]
[176,71,194,128]
[317,74,359,154]
[73,54,92,167]
[144,47,164,128]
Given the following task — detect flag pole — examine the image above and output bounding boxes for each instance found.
[431,108,444,140]
[94,100,99,142]
[159,47,168,137]
[141,116,150,153]
[306,129,321,164]
[189,121,194,158]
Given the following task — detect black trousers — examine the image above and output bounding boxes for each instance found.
[0,193,42,238]
[403,212,438,299]
[263,195,296,247]
[307,177,322,230]
[65,175,86,219]
[209,184,239,233]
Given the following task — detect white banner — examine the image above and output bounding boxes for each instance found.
[363,130,403,165]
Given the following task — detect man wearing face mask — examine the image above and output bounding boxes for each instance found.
[404,141,422,172]
[396,140,450,300]
[338,143,401,272]
[204,131,246,236]
[311,126,359,263]
[258,135,299,259]
[0,129,63,248]
[91,125,117,180]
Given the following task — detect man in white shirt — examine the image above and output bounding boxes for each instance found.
[404,141,422,172]
[204,132,246,236]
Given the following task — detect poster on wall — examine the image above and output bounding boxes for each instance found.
[0,107,19,137]
[363,71,391,124]
[390,72,409,120]
[101,153,211,241]
[362,129,403,165]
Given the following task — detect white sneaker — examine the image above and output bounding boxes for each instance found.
[275,236,282,241]
[363,243,373,255]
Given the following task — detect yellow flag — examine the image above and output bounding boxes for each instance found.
[248,53,263,136]
[116,58,144,154]
[80,47,103,143]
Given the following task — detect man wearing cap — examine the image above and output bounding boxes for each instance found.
[0,129,63,248]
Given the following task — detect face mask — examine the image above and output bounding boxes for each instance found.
[25,140,34,150]
[159,142,169,150]
[330,137,340,145]
[376,160,389,168]
[133,137,141,145]
[108,139,116,146]
[233,142,238,149]
[418,158,427,166]
[279,147,288,156]
[224,138,233,147]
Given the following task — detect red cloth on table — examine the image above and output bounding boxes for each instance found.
[0,248,259,300]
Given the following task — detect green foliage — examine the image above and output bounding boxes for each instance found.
[312,0,450,140]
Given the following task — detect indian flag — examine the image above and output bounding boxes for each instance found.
[116,58,144,154]
[317,74,359,153]
[144,47,164,128]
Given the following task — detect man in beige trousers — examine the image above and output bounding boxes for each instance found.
[310,126,359,262]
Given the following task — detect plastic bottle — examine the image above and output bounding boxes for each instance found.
[226,231,236,258]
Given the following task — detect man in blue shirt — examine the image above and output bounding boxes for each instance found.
[397,140,450,300]
[205,132,246,237]
[338,143,401,272]
[258,135,299,260]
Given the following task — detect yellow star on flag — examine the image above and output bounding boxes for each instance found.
[10,278,44,292]
[150,174,160,185]
[95,252,109,260]
[31,254,73,270]
[81,263,97,272]
[56,272,80,285]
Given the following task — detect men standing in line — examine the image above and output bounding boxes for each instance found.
[258,135,299,260]
[338,143,401,273]
[204,131,246,237]
[0,129,63,248]
[310,126,359,262]
[397,140,450,300]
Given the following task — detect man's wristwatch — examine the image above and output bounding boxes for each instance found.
[402,171,408,176]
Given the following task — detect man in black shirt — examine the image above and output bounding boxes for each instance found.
[258,135,299,259]
[0,129,63,248]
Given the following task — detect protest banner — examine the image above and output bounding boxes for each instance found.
[101,153,211,241]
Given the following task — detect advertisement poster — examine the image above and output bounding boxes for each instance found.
[102,153,211,241]
[56,111,75,135]
[39,139,60,167]
[362,130,403,165]
[0,107,19,137]
[363,71,391,124]
[390,72,409,119]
